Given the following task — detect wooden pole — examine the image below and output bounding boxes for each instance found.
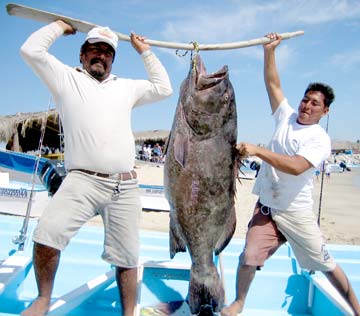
[7,3,304,51]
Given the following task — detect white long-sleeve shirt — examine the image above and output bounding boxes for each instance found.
[20,22,172,173]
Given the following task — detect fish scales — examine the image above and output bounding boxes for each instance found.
[164,54,238,315]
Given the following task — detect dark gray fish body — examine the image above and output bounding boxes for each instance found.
[164,54,237,314]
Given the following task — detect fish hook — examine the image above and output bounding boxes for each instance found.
[175,41,200,58]
[175,41,200,83]
[175,48,189,57]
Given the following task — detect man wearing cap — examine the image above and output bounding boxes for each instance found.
[20,20,172,316]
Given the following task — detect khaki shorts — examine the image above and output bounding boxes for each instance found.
[33,170,142,268]
[240,201,335,272]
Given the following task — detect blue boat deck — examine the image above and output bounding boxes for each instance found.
[0,215,359,315]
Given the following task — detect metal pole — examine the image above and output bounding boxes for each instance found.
[317,114,330,226]
[13,97,52,250]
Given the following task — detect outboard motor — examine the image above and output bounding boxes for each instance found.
[39,160,67,196]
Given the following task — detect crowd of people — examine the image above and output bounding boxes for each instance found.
[136,143,165,163]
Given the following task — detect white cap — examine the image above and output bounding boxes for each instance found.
[85,26,118,51]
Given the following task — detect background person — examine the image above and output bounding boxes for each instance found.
[324,160,331,180]
[20,20,172,316]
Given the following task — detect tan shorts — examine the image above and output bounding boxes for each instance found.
[33,170,142,268]
[240,201,335,272]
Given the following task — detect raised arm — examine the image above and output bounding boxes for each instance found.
[130,31,173,106]
[263,33,285,114]
[20,21,76,96]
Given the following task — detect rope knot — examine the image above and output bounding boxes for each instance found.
[191,41,199,53]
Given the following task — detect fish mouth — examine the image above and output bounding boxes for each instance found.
[193,55,228,90]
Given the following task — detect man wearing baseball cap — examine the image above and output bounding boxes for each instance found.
[20,20,172,316]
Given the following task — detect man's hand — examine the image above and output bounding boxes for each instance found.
[130,32,150,54]
[56,20,76,35]
[236,142,259,159]
[263,32,282,51]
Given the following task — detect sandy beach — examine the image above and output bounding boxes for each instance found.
[1,162,359,245]
[133,161,360,245]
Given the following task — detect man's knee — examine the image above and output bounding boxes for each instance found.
[240,249,265,268]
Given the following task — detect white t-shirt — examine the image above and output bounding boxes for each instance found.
[253,98,330,211]
[20,22,172,174]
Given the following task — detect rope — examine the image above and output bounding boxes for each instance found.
[317,113,330,226]
[13,96,53,251]
[191,41,200,72]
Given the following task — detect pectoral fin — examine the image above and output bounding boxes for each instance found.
[173,133,189,168]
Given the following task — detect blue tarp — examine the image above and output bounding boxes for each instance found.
[0,150,48,175]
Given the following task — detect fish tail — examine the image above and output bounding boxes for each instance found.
[188,263,224,314]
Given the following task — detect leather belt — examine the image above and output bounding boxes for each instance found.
[70,169,137,181]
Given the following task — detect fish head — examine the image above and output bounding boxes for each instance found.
[181,54,236,137]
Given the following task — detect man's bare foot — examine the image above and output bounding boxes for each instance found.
[221,300,244,316]
[21,297,50,316]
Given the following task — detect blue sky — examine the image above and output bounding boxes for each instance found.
[1,0,360,145]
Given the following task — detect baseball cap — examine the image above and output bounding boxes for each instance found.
[85,26,118,51]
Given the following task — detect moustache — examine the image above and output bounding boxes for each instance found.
[90,58,106,68]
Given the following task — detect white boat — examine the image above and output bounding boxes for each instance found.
[0,171,50,217]
[139,184,169,212]
[0,171,170,216]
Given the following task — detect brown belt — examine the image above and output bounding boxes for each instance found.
[70,169,137,181]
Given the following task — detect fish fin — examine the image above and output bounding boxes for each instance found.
[163,130,171,156]
[214,206,236,255]
[188,263,224,314]
[173,133,189,168]
[234,145,245,187]
[169,213,187,259]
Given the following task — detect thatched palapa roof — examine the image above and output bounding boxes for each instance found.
[0,109,58,141]
[0,109,170,152]
[0,109,60,152]
[331,140,355,151]
[133,130,170,144]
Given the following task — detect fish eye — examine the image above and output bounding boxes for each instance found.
[224,94,229,102]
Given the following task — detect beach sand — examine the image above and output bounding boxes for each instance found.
[2,163,359,245]
[132,161,360,245]
[312,168,360,245]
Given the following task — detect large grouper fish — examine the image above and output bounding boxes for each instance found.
[164,54,238,315]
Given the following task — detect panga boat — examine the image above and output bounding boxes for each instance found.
[0,215,359,315]
[0,151,359,315]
